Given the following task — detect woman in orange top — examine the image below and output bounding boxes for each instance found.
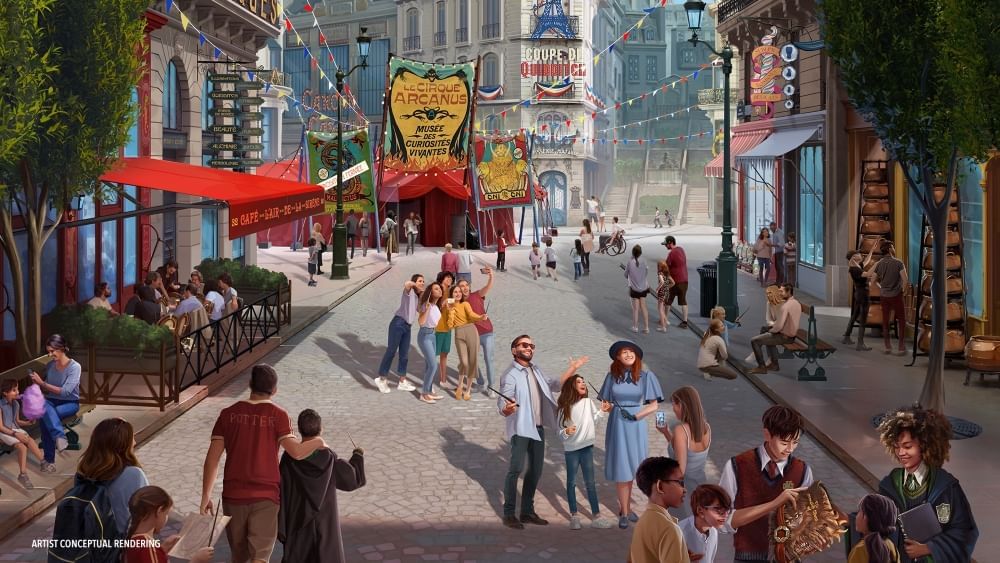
[446,285,487,400]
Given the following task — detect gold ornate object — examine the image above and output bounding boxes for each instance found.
[770,481,847,563]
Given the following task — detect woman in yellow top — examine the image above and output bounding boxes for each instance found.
[849,493,900,563]
[444,285,487,400]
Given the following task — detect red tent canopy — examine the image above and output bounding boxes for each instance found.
[378,167,469,201]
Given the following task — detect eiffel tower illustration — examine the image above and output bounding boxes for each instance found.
[531,0,576,40]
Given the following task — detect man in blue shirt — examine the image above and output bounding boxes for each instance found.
[173,284,204,317]
[497,334,587,529]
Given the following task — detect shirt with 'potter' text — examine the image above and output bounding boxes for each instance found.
[211,400,294,505]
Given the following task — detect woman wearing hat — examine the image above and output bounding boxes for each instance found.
[597,341,664,529]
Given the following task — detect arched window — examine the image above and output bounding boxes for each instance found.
[539,171,567,226]
[163,60,180,131]
[482,53,499,87]
[405,8,420,50]
[482,0,501,39]
[201,71,213,131]
[455,0,469,43]
[537,111,570,138]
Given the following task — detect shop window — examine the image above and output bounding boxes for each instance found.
[798,145,825,268]
[958,159,984,317]
[101,222,118,303]
[232,236,245,264]
[77,196,97,303]
[742,158,776,243]
[125,89,139,157]
[202,209,218,261]
[163,61,180,131]
[201,72,213,131]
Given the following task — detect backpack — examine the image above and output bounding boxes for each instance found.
[49,474,123,563]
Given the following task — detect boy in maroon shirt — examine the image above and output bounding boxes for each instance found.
[661,236,690,328]
[200,364,325,563]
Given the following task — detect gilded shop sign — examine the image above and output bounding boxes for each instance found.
[228,0,280,29]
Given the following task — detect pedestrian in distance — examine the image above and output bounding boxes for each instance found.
[597,341,663,529]
[306,237,319,287]
[556,374,614,530]
[200,365,327,563]
[358,214,369,257]
[769,222,786,284]
[579,219,594,275]
[748,284,800,374]
[665,208,674,227]
[380,211,397,263]
[403,211,421,256]
[848,493,900,563]
[844,247,878,350]
[872,240,909,356]
[598,199,607,232]
[445,284,487,401]
[571,239,584,281]
[345,212,358,259]
[710,306,740,348]
[529,242,542,280]
[662,236,690,329]
[124,486,214,563]
[586,195,599,226]
[678,484,732,563]
[784,232,797,287]
[434,271,455,386]
[312,222,327,274]
[653,207,663,228]
[655,260,672,332]
[29,334,80,473]
[628,456,691,563]
[0,379,46,489]
[375,274,424,393]
[697,320,739,381]
[496,229,508,271]
[278,409,366,563]
[753,228,773,287]
[456,241,474,284]
[717,406,812,563]
[544,238,558,281]
[441,243,459,277]
[497,335,588,530]
[624,245,651,333]
[657,386,713,519]
[417,282,446,404]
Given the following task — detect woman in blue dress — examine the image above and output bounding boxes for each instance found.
[598,341,663,529]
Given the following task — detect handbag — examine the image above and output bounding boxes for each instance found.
[21,383,46,419]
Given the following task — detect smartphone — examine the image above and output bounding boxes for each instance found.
[655,411,666,428]
[480,267,489,274]
[447,298,455,305]
[26,368,33,376]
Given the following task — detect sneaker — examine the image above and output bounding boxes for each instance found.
[569,515,582,530]
[618,515,629,529]
[702,372,713,381]
[56,437,68,452]
[486,389,496,399]
[655,326,667,333]
[18,473,33,489]
[591,516,614,529]
[397,379,416,392]
[748,366,769,375]
[678,321,689,329]
[40,462,56,473]
[627,511,639,523]
[374,377,391,394]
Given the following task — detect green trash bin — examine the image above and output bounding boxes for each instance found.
[697,261,718,318]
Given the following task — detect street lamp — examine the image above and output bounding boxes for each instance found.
[684,1,738,321]
[331,27,371,280]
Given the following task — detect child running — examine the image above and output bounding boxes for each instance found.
[544,239,559,281]
[306,237,319,287]
[0,379,46,489]
[124,486,214,563]
[556,374,613,530]
[529,242,542,280]
[571,239,584,281]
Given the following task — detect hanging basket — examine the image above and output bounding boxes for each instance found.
[922,251,962,271]
[863,184,889,199]
[917,324,966,354]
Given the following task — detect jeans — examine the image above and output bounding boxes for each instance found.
[456,272,472,285]
[565,445,600,515]
[845,291,870,338]
[407,232,417,255]
[40,398,79,463]
[757,257,771,285]
[496,252,506,270]
[773,252,785,283]
[378,315,411,377]
[348,234,356,258]
[504,429,545,517]
[573,262,582,280]
[476,332,495,387]
[581,252,590,273]
[417,327,438,394]
[750,328,794,367]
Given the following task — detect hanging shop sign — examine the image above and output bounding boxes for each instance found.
[209,73,241,83]
[749,26,782,119]
[238,111,264,120]
[209,124,239,134]
[208,68,263,170]
[209,142,265,152]
[384,56,475,173]
[307,128,376,213]
[236,96,264,105]
[229,194,325,239]
[474,133,532,209]
[208,158,264,168]
[209,91,239,100]
[210,107,237,117]
[520,47,586,78]
[235,81,260,90]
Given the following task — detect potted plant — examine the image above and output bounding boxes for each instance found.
[196,258,291,322]
[45,306,175,372]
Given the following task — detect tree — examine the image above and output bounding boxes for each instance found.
[819,0,1000,411]
[0,0,147,361]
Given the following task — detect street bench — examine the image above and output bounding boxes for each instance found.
[0,414,85,457]
[781,303,836,381]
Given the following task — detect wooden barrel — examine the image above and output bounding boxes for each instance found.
[922,251,962,271]
[931,184,960,204]
[919,300,964,322]
[923,229,961,247]
[862,200,891,216]
[917,324,966,353]
[966,336,1000,372]
[863,183,889,199]
[920,273,963,295]
[861,219,892,234]
[863,168,887,182]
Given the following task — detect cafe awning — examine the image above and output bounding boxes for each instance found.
[704,126,772,178]
[99,157,324,238]
[735,126,819,162]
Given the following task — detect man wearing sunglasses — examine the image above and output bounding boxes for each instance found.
[497,335,588,530]
[629,456,691,563]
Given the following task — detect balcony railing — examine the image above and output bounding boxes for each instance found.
[718,0,761,24]
[529,15,580,37]
[456,27,469,43]
[482,23,500,39]
[698,88,739,105]
[403,35,421,51]
[434,31,447,47]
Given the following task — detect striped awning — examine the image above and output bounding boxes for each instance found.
[704,125,772,178]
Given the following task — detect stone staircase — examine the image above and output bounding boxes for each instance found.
[681,186,712,225]
[600,187,631,223]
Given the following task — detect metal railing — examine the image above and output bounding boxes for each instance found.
[482,23,500,39]
[177,288,282,390]
[698,88,739,105]
[403,35,421,51]
[718,0,761,24]
[456,28,469,43]
[534,134,578,155]
[434,31,447,46]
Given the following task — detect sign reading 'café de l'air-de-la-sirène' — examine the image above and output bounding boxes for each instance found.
[207,71,263,169]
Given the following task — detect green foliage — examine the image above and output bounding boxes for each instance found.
[638,195,680,215]
[614,158,644,182]
[196,258,289,291]
[45,305,173,358]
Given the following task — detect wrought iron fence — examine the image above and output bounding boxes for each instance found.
[456,28,469,43]
[403,35,421,51]
[434,31,447,46]
[481,23,500,39]
[176,288,282,390]
[698,88,739,105]
[718,0,760,24]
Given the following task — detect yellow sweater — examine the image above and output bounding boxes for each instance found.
[628,504,690,563]
[448,301,484,328]
[848,538,900,563]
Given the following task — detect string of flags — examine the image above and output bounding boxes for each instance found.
[476,102,706,137]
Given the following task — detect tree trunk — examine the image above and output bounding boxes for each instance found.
[25,221,45,361]
[0,209,32,362]
[919,201,950,412]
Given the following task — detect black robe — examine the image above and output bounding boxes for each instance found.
[878,467,978,562]
[278,448,365,563]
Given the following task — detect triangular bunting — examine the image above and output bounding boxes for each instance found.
[179,12,190,31]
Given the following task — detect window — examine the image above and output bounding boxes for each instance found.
[77,196,97,303]
[163,60,180,130]
[798,146,825,268]
[646,56,658,82]
[202,209,218,260]
[957,159,984,317]
[162,191,176,262]
[742,158,776,243]
[356,38,389,118]
[482,53,499,87]
[681,48,696,67]
[537,112,570,137]
[539,171,567,226]
[101,222,117,303]
[627,56,639,82]
[482,0,500,39]
[232,236,245,264]
[262,108,275,161]
[3,233,57,340]
[283,48,310,100]
[319,44,349,94]
[644,28,655,41]
[435,2,446,46]
[201,72,213,130]
[405,8,420,50]
[456,0,469,43]
[123,88,139,288]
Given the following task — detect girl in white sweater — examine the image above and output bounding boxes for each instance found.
[697,319,738,380]
[557,375,614,530]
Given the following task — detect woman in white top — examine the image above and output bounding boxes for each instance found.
[416,282,445,404]
[556,375,614,530]
[597,199,606,232]
[624,245,650,333]
[579,219,595,275]
[753,227,773,286]
[697,319,738,380]
[657,386,712,517]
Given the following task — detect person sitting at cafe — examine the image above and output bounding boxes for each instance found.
[86,282,118,316]
[157,259,182,294]
[173,284,204,318]
[133,285,162,325]
[189,270,205,296]
[216,273,239,315]
[145,271,165,301]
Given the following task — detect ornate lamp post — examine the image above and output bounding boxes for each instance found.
[685,1,738,321]
[331,28,371,280]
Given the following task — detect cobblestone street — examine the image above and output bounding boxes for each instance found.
[0,239,869,561]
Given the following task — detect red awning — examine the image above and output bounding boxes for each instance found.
[256,157,303,182]
[100,157,324,238]
[704,125,772,178]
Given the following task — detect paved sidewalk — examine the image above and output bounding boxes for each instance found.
[1,238,868,561]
